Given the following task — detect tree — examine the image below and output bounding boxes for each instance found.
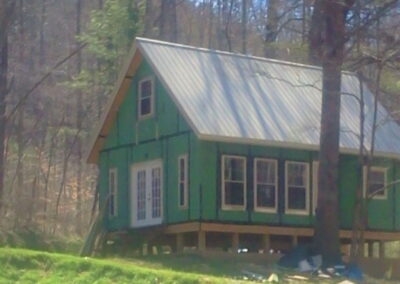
[311,0,355,266]
[0,0,14,216]
[159,0,177,42]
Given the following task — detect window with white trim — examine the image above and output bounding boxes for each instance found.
[363,166,387,199]
[254,158,277,212]
[108,168,118,217]
[178,154,188,208]
[138,77,154,119]
[285,161,309,214]
[222,155,246,210]
[312,161,319,215]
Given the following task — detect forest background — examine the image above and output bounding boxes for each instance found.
[0,0,399,246]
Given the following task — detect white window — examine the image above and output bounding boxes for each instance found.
[312,161,319,215]
[285,161,310,215]
[178,154,188,208]
[363,166,387,199]
[222,155,246,210]
[254,158,278,213]
[138,77,154,119]
[108,168,118,217]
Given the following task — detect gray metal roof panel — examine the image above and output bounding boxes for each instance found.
[136,38,400,156]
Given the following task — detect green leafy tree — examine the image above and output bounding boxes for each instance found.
[70,0,143,117]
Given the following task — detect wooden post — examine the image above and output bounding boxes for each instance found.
[232,233,239,252]
[262,234,270,253]
[198,231,206,251]
[368,241,374,258]
[176,233,184,253]
[379,241,385,259]
[292,235,298,247]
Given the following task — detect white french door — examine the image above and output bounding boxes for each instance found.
[130,160,163,228]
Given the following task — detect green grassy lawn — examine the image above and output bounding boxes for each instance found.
[0,247,396,283]
[0,248,247,284]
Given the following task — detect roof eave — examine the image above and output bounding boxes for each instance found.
[198,134,400,161]
[86,41,141,164]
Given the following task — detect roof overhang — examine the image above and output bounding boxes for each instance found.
[198,134,400,161]
[86,43,142,164]
[86,38,400,164]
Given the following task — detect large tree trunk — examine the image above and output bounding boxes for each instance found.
[241,0,247,53]
[264,0,279,58]
[312,0,354,266]
[0,0,13,216]
[75,0,83,237]
[159,0,177,42]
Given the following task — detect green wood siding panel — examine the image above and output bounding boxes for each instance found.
[165,134,190,223]
[98,58,196,231]
[366,158,395,230]
[395,162,400,230]
[197,141,218,220]
[98,58,400,232]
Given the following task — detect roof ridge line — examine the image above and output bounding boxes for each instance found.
[135,37,355,76]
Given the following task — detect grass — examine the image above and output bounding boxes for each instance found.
[0,248,249,284]
[0,247,396,283]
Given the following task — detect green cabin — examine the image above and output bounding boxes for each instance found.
[87,38,400,253]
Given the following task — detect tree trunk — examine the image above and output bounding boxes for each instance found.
[75,0,83,237]
[241,0,247,53]
[0,0,13,216]
[159,0,177,42]
[143,0,153,37]
[264,0,279,58]
[308,0,324,65]
[312,0,354,266]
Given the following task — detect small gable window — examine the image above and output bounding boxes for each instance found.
[254,158,277,212]
[108,168,118,217]
[364,167,387,199]
[178,154,188,208]
[285,161,309,215]
[138,77,154,119]
[222,155,246,210]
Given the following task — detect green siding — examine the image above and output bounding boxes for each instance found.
[98,57,400,233]
[99,59,194,230]
[195,140,400,231]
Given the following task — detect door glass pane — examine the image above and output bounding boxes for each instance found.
[137,170,146,220]
[152,167,161,218]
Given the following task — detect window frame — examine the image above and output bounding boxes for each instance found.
[285,161,310,215]
[137,76,155,120]
[253,158,278,213]
[178,154,189,209]
[221,155,247,211]
[108,168,118,217]
[363,166,387,200]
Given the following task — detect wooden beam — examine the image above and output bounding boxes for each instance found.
[262,234,270,252]
[292,235,298,247]
[176,233,184,253]
[368,241,374,258]
[162,222,400,242]
[232,233,239,252]
[198,231,206,251]
[164,222,200,234]
[379,241,385,259]
[200,222,313,236]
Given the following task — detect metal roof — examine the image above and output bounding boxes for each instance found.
[86,37,400,163]
[137,38,400,157]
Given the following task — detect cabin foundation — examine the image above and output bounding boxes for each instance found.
[149,222,400,255]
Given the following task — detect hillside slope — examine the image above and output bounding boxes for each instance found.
[0,248,244,284]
